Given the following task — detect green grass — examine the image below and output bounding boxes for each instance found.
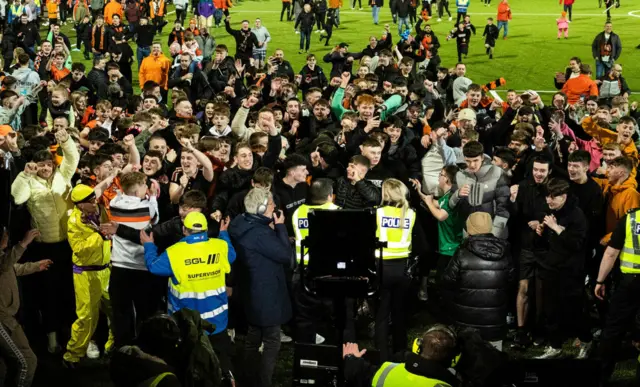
[54,0,640,99]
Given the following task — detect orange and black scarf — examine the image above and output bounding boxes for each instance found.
[92,25,105,50]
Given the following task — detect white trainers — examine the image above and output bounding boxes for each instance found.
[280,330,293,343]
[448,16,452,21]
[47,332,59,354]
[86,341,100,359]
[228,328,236,343]
[535,346,562,359]
[315,334,325,344]
[577,341,592,359]
[437,18,442,22]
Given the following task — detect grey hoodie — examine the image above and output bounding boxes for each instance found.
[11,67,40,98]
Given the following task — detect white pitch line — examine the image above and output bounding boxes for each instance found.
[227,9,632,17]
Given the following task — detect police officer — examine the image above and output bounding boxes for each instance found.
[141,212,236,385]
[343,325,460,387]
[374,178,417,361]
[291,178,339,344]
[595,208,640,384]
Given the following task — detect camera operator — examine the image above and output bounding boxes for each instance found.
[343,325,460,387]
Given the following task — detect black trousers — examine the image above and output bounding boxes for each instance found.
[438,0,451,18]
[20,240,75,338]
[293,271,323,344]
[600,274,640,382]
[456,11,466,24]
[245,325,280,387]
[457,44,468,62]
[375,259,410,362]
[208,330,233,378]
[109,266,164,348]
[315,11,325,30]
[540,274,592,349]
[280,2,291,20]
[175,9,186,24]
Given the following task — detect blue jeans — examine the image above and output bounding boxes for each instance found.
[372,5,380,24]
[595,59,612,78]
[397,16,410,35]
[299,31,311,51]
[497,20,508,37]
[137,46,151,69]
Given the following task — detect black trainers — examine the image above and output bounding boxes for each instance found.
[511,330,532,349]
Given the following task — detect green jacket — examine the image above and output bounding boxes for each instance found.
[330,86,402,121]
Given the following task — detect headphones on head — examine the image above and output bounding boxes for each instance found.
[412,324,458,355]
[256,195,269,215]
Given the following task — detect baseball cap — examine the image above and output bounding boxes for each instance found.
[71,184,96,204]
[184,212,208,232]
[458,108,477,121]
[0,125,14,136]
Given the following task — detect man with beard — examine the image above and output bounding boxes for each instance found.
[224,16,259,65]
[139,43,171,101]
[554,57,582,90]
[509,157,551,349]
[168,53,212,104]
[594,156,640,247]
[271,49,295,82]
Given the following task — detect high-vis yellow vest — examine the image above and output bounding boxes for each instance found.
[166,234,231,333]
[376,206,416,260]
[291,202,339,264]
[619,210,640,274]
[371,362,452,387]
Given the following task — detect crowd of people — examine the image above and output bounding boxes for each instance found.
[0,0,638,385]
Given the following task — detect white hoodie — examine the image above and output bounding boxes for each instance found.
[11,67,40,98]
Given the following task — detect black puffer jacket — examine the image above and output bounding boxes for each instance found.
[440,234,514,341]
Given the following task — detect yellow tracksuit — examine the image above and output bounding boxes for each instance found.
[63,207,114,362]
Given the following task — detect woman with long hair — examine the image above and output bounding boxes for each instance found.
[374,178,417,361]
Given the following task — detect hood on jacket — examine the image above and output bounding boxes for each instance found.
[466,234,507,261]
[610,175,637,195]
[228,213,272,239]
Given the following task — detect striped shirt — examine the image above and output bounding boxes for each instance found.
[110,193,159,271]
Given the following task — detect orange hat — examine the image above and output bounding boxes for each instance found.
[0,125,14,136]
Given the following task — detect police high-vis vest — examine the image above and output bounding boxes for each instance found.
[376,206,416,260]
[292,202,339,264]
[619,210,640,274]
[371,362,452,387]
[166,233,231,334]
